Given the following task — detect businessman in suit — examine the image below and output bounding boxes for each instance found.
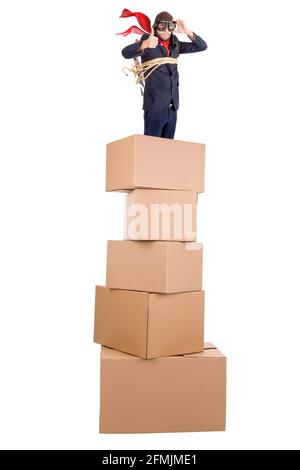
[122,11,207,139]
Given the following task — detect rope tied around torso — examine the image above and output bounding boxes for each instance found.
[123,57,179,84]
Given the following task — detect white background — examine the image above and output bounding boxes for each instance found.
[1,0,300,450]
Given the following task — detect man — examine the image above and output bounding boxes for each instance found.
[122,11,207,139]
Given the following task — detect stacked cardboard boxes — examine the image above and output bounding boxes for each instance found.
[94,134,226,433]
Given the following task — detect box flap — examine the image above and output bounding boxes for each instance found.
[183,343,225,358]
[101,346,139,360]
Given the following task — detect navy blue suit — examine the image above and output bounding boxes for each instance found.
[122,32,207,138]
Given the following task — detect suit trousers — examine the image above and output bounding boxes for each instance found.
[144,105,177,139]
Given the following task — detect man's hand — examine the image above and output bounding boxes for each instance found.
[140,34,159,51]
[175,19,194,39]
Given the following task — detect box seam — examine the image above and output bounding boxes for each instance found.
[145,296,150,359]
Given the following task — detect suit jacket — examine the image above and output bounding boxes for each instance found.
[122,33,207,112]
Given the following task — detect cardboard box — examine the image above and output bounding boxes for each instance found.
[106,240,203,293]
[100,343,226,433]
[106,134,205,192]
[94,286,204,359]
[125,189,197,241]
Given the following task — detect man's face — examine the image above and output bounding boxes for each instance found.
[155,29,172,41]
[154,20,176,41]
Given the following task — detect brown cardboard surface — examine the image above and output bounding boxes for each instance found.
[125,189,197,241]
[106,134,205,192]
[94,286,204,359]
[106,240,203,293]
[100,344,226,433]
